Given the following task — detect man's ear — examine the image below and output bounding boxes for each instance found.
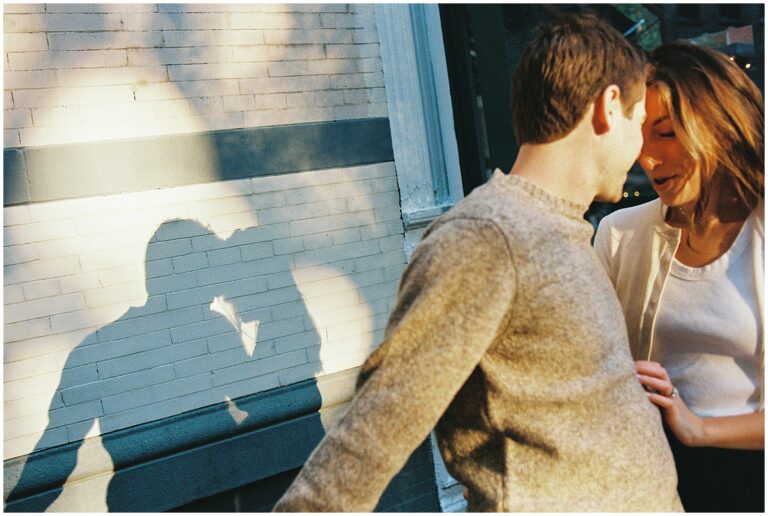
[591,84,622,136]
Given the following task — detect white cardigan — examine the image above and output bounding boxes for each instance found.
[594,198,764,407]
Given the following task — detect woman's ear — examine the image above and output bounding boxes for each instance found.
[592,84,622,136]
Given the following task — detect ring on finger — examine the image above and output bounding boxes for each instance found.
[669,386,679,399]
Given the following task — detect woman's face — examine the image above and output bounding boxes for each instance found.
[639,84,701,209]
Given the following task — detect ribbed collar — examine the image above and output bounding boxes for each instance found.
[492,169,590,222]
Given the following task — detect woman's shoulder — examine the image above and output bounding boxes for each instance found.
[598,198,664,233]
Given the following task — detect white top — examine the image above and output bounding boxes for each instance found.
[594,198,764,411]
[651,216,762,417]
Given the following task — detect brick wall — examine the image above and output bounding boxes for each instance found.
[4,162,406,461]
[3,3,387,147]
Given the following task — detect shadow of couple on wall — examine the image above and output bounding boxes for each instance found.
[5,218,325,512]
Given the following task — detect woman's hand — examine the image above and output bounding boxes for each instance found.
[635,360,705,446]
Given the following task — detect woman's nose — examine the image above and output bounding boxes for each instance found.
[638,153,660,172]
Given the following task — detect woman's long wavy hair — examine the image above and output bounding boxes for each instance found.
[647,43,764,226]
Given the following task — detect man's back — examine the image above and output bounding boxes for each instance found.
[417,171,681,510]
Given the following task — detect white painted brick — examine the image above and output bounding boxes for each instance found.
[48,31,164,51]
[206,323,273,353]
[342,88,369,105]
[188,96,224,115]
[360,222,389,240]
[266,44,328,61]
[327,227,361,245]
[174,345,244,377]
[4,370,60,402]
[4,412,51,440]
[2,108,32,129]
[315,89,344,107]
[48,400,103,427]
[314,346,371,376]
[4,32,48,52]
[3,70,56,90]
[289,211,373,237]
[302,233,332,250]
[356,57,382,73]
[68,330,172,369]
[378,235,404,252]
[98,338,207,379]
[331,72,384,90]
[239,75,330,94]
[222,94,255,112]
[327,320,363,341]
[5,392,63,421]
[84,281,146,308]
[102,386,155,414]
[277,360,323,386]
[162,29,265,48]
[265,271,295,290]
[191,223,289,252]
[172,251,209,273]
[5,256,81,285]
[170,314,238,343]
[4,349,68,382]
[5,284,25,304]
[7,49,127,71]
[369,87,387,103]
[196,256,291,287]
[4,219,77,246]
[285,180,372,204]
[211,349,306,387]
[5,430,68,461]
[227,12,321,30]
[384,263,406,282]
[263,29,352,45]
[255,4,348,13]
[146,98,193,118]
[31,106,80,126]
[369,175,399,192]
[206,246,241,266]
[294,240,379,267]
[326,43,380,59]
[13,85,134,107]
[145,270,197,295]
[270,300,309,322]
[274,330,322,354]
[242,106,334,127]
[4,328,94,363]
[3,206,31,227]
[95,264,143,288]
[284,91,316,108]
[321,13,366,29]
[46,4,158,13]
[152,373,213,402]
[5,90,14,108]
[355,249,406,273]
[79,245,144,272]
[49,305,120,334]
[95,398,182,438]
[97,305,201,343]
[359,279,399,303]
[166,276,268,310]
[134,79,239,100]
[291,258,355,284]
[4,129,21,147]
[368,102,388,118]
[121,12,230,31]
[260,198,348,225]
[3,4,46,13]
[333,104,375,119]
[169,62,268,81]
[296,269,382,299]
[226,286,300,315]
[375,205,403,223]
[128,46,231,66]
[56,66,168,87]
[352,28,380,44]
[145,238,193,260]
[5,13,124,32]
[273,237,304,255]
[22,278,61,301]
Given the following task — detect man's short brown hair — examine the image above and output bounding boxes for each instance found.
[510,14,646,145]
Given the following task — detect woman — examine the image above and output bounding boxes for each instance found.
[595,43,764,512]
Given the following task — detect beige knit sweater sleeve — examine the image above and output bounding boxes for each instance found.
[273,218,517,512]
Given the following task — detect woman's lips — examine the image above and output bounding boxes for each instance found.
[652,175,677,193]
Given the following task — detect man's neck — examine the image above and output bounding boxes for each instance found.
[508,139,597,207]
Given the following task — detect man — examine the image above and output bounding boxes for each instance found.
[274,14,683,512]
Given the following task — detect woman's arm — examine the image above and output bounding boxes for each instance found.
[636,360,764,450]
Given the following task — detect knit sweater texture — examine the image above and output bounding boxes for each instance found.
[273,170,683,512]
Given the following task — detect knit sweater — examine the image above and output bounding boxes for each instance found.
[273,170,683,512]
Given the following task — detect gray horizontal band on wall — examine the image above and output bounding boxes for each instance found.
[4,367,359,511]
[3,117,394,207]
